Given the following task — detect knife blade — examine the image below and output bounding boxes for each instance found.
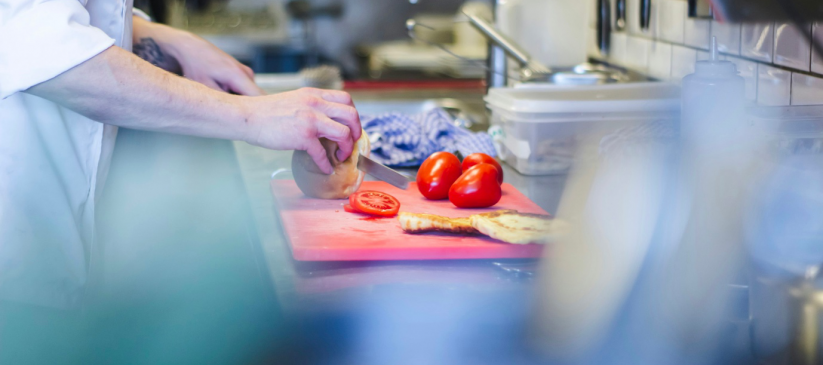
[357,155,410,190]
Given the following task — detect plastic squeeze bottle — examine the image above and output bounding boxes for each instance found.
[680,36,746,153]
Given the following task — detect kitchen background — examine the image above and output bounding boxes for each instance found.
[585,0,823,106]
[136,0,823,106]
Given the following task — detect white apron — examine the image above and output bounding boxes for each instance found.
[0,0,140,307]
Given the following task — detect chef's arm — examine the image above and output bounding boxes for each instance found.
[27,46,361,173]
[131,15,263,96]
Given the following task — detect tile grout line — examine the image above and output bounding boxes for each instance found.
[619,34,823,79]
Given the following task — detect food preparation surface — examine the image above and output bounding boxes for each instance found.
[271,180,548,261]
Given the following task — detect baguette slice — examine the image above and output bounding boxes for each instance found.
[397,212,479,234]
[469,210,566,245]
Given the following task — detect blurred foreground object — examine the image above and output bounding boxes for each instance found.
[746,104,823,365]
[530,38,764,364]
[710,0,823,22]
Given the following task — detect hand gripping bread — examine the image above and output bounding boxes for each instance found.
[292,132,370,199]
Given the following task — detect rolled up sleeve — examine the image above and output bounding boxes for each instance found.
[133,7,151,21]
[0,0,115,98]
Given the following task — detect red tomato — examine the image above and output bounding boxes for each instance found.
[343,204,357,213]
[349,191,401,217]
[448,163,502,208]
[462,153,503,184]
[416,152,462,200]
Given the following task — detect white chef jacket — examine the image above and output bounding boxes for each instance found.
[0,0,147,308]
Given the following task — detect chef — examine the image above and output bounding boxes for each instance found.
[0,0,361,308]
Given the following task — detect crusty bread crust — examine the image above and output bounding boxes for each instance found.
[398,209,566,244]
[469,211,558,244]
[397,212,478,234]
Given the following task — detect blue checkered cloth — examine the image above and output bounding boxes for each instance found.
[361,108,496,167]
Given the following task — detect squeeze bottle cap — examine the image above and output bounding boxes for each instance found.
[696,36,737,75]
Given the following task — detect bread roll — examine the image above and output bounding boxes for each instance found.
[291,132,371,199]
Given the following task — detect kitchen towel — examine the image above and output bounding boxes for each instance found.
[361,108,496,167]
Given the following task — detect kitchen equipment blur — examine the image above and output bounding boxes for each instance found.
[747,104,823,365]
[688,0,712,18]
[404,10,641,86]
[486,0,507,88]
[596,0,611,56]
[365,2,490,79]
[707,0,823,59]
[463,11,550,80]
[357,156,410,190]
[710,0,823,22]
[615,0,627,29]
[639,0,651,30]
[254,65,343,92]
[464,12,627,85]
[285,0,343,66]
[485,82,680,175]
[493,0,589,69]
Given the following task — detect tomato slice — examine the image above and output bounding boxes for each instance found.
[349,191,400,217]
[343,204,357,213]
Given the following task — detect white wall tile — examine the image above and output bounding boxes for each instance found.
[712,21,741,55]
[757,65,792,106]
[671,45,697,81]
[626,36,651,71]
[696,51,732,61]
[648,42,672,80]
[791,73,823,105]
[774,22,812,71]
[684,18,711,50]
[741,23,773,63]
[588,0,598,29]
[727,57,758,101]
[812,23,823,75]
[610,32,628,65]
[658,0,685,44]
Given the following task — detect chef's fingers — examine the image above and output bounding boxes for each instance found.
[305,139,333,175]
[223,74,265,96]
[314,98,361,141]
[304,88,355,107]
[241,64,255,79]
[315,114,354,162]
[197,78,225,92]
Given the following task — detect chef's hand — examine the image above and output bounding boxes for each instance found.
[132,16,264,96]
[242,87,361,174]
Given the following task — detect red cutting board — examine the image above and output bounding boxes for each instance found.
[270,180,548,261]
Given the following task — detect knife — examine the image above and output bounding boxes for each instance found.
[357,155,410,190]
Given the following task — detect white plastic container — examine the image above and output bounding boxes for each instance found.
[485,82,681,175]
